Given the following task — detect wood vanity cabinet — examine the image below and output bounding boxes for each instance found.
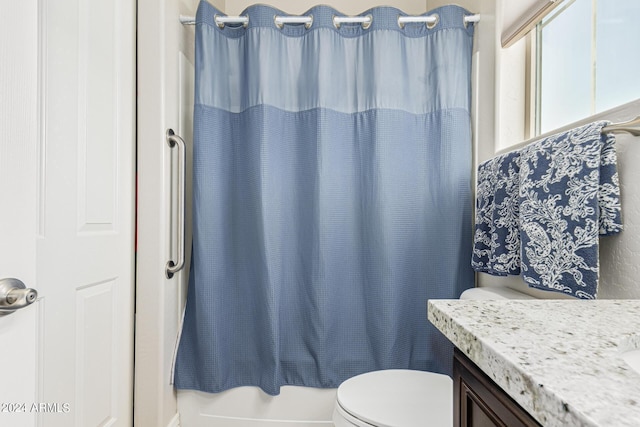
[453,348,541,427]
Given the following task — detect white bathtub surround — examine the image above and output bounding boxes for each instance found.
[177,387,336,426]
[428,299,640,427]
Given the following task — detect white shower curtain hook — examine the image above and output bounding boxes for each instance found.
[463,14,480,28]
[274,14,313,30]
[427,14,439,29]
[214,14,224,28]
[332,14,373,30]
[397,14,439,30]
[214,14,249,29]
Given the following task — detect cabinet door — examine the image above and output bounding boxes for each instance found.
[453,349,541,427]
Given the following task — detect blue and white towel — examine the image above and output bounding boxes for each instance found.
[472,121,622,299]
[472,151,521,275]
[518,121,622,299]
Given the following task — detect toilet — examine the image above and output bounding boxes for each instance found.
[332,287,534,427]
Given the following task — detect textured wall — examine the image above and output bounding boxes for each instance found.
[599,130,640,299]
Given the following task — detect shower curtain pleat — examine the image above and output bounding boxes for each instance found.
[174,1,475,396]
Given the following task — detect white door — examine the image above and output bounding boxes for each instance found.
[0,1,136,426]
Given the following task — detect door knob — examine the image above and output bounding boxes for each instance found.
[0,278,38,314]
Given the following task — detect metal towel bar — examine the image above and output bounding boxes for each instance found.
[602,116,640,137]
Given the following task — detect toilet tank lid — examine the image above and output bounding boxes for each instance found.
[460,287,536,300]
[336,369,452,427]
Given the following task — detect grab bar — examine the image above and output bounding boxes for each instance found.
[166,129,186,279]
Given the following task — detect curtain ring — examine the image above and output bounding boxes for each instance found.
[397,14,439,30]
[214,14,224,29]
[463,14,480,28]
[362,14,373,30]
[333,14,373,30]
[274,15,313,30]
[214,14,249,29]
[427,14,439,30]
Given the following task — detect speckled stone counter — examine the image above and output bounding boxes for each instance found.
[428,299,640,427]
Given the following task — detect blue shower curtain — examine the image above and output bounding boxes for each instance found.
[174,1,475,396]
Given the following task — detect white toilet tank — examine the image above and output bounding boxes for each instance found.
[332,286,534,427]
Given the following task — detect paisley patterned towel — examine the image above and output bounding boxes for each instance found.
[472,151,521,275]
[518,121,622,299]
[472,121,622,300]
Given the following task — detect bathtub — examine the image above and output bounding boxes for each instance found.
[177,386,336,426]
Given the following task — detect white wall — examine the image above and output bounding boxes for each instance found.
[225,0,426,15]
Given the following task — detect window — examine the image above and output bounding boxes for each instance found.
[535,0,640,134]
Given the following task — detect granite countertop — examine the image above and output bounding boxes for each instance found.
[428,299,640,427]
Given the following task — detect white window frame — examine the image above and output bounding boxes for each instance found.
[528,0,640,140]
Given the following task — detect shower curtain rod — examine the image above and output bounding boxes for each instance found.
[179,13,480,28]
